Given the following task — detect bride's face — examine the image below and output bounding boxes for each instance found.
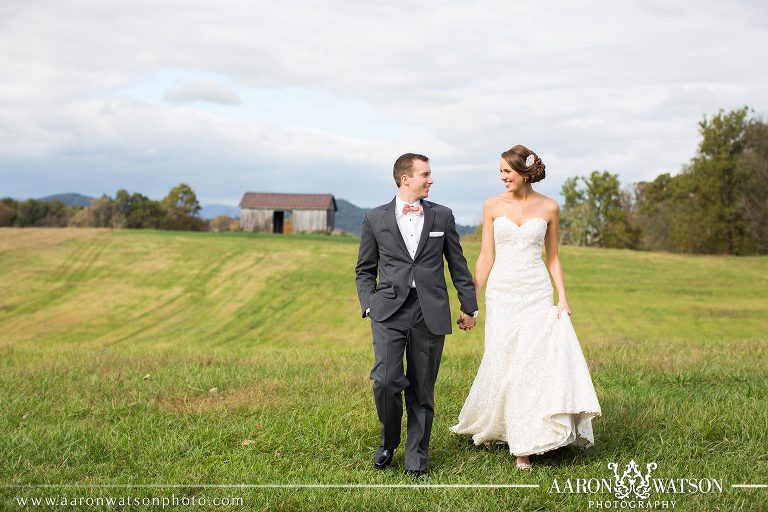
[499,157,525,192]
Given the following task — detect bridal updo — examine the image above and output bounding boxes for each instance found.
[501,145,546,183]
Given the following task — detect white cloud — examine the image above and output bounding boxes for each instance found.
[164,80,241,105]
[0,0,766,223]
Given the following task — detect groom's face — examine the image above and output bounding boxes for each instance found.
[402,159,433,200]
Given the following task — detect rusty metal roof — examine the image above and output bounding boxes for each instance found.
[239,192,337,211]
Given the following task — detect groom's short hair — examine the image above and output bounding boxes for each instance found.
[393,153,429,187]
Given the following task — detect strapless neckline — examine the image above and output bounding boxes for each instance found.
[493,216,548,228]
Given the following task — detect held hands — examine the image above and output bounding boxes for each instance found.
[557,300,572,319]
[457,311,477,331]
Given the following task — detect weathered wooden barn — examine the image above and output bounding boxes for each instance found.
[239,192,337,234]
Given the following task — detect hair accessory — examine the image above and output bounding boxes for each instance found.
[525,154,535,167]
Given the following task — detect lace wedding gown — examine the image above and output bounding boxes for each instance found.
[451,216,601,456]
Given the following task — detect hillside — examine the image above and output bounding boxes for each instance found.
[335,198,370,233]
[0,229,765,510]
[39,192,94,207]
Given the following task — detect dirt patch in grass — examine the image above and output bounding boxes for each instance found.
[157,380,282,414]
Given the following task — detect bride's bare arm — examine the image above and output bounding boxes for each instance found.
[473,199,496,298]
[544,203,571,317]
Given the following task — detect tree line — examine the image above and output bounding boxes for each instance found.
[560,107,768,255]
[3,107,766,254]
[0,184,239,232]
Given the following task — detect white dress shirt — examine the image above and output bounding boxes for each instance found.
[395,196,424,281]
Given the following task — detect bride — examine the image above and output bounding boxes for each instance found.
[451,144,601,470]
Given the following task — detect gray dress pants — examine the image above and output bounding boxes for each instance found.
[369,288,446,471]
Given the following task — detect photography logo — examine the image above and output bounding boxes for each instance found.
[549,459,723,509]
[608,459,657,500]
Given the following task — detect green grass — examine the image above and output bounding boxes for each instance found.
[0,228,766,511]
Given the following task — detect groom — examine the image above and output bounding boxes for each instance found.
[355,153,478,477]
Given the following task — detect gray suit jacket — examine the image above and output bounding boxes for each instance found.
[355,197,478,335]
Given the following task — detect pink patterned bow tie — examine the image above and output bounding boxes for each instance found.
[402,204,422,216]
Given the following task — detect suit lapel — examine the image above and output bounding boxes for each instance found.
[383,198,411,258]
[413,200,435,261]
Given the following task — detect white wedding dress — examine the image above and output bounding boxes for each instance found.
[451,216,601,456]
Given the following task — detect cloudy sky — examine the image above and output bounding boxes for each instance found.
[1,0,766,224]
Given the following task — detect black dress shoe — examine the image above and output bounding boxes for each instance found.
[373,447,394,469]
[405,469,428,479]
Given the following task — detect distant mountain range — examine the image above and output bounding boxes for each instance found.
[37,193,477,235]
[38,193,240,219]
[334,198,369,234]
[198,204,240,219]
[335,198,476,236]
[39,193,93,208]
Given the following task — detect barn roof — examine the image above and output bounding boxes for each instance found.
[239,192,337,211]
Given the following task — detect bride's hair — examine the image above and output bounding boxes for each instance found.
[501,145,546,183]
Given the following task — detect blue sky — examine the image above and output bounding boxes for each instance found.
[1,0,766,224]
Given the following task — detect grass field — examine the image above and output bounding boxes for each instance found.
[1,228,766,511]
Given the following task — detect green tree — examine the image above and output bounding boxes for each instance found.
[635,107,764,254]
[634,173,697,252]
[14,199,49,227]
[112,189,132,228]
[90,196,116,228]
[738,120,768,253]
[0,198,17,227]
[125,193,166,229]
[110,189,167,229]
[690,106,754,254]
[560,177,592,246]
[162,183,204,231]
[41,200,71,227]
[560,171,637,248]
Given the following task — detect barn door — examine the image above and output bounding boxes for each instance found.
[273,211,284,233]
